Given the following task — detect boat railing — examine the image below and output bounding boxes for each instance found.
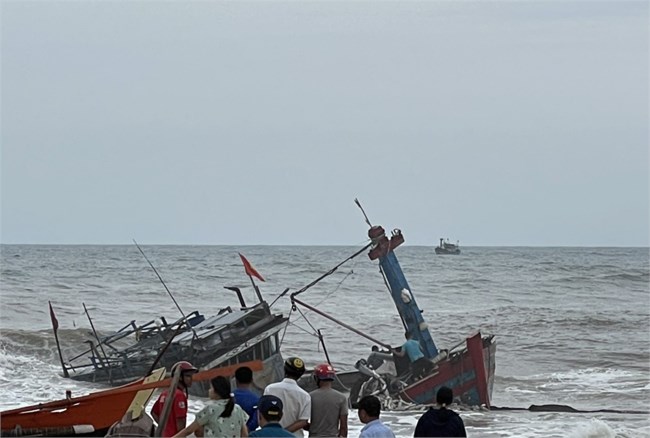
[65,311,204,372]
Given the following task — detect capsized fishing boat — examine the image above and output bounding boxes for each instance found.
[291,203,495,408]
[435,237,461,255]
[59,254,288,397]
[0,361,262,437]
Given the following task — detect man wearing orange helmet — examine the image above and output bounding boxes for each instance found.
[152,361,199,437]
[307,363,348,437]
[263,356,311,437]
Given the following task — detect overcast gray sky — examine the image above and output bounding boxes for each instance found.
[1,1,648,246]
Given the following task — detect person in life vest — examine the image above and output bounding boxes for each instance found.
[151,361,198,437]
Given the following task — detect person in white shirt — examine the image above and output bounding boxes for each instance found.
[358,395,395,438]
[263,357,311,437]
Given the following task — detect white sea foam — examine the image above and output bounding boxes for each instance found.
[1,245,648,436]
[567,418,616,438]
[536,367,646,396]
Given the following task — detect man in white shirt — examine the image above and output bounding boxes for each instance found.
[358,395,395,438]
[264,356,311,437]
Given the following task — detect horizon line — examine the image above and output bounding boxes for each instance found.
[0,242,648,249]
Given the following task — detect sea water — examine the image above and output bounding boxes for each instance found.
[1,244,648,437]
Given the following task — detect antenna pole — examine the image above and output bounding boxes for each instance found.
[83,302,113,384]
[354,198,373,227]
[133,240,200,342]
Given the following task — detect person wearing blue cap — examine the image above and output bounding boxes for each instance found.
[249,395,294,437]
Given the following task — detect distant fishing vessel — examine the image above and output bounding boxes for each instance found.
[435,237,461,255]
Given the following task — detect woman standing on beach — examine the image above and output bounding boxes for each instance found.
[414,386,466,437]
[173,376,249,437]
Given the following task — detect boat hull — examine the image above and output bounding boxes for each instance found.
[434,247,460,255]
[1,362,262,437]
[0,378,148,437]
[399,332,496,406]
[348,332,495,408]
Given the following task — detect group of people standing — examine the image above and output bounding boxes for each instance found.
[142,356,466,438]
[150,360,290,438]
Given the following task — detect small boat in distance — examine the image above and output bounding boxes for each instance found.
[435,237,461,255]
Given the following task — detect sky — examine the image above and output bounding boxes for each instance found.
[1,1,648,246]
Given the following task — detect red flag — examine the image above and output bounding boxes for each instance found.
[49,301,59,332]
[239,253,265,282]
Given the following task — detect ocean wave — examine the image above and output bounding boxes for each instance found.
[567,418,616,438]
[1,245,649,435]
[598,272,650,283]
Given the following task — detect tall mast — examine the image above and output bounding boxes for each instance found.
[367,225,438,358]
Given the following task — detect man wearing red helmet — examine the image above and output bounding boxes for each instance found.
[307,363,348,437]
[152,361,198,438]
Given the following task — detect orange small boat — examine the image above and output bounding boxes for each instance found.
[1,361,261,437]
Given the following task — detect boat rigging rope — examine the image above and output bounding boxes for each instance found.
[279,306,294,348]
[288,306,354,391]
[283,306,329,351]
[288,321,321,338]
[400,390,419,406]
[280,241,374,350]
[291,242,372,298]
[281,305,334,348]
[293,305,320,335]
[293,269,355,318]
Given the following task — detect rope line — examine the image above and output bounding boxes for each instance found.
[307,269,355,309]
[295,306,320,334]
[279,306,294,348]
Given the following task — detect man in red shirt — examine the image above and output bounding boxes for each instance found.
[152,361,198,437]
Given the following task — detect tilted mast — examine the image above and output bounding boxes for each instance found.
[367,225,438,359]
